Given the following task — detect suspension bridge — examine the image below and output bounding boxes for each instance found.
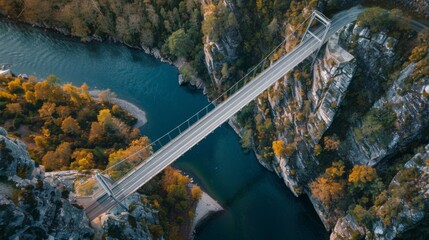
[78,7,363,220]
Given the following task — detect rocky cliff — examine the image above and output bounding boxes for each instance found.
[0,128,94,239]
[394,0,429,18]
[331,144,429,240]
[327,0,429,19]
[255,30,356,196]
[101,193,162,240]
[339,22,429,167]
[202,0,242,89]
[231,7,429,236]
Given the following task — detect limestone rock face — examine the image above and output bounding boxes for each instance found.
[269,31,355,197]
[307,32,355,145]
[203,0,242,87]
[0,127,34,179]
[330,145,429,240]
[0,132,94,239]
[101,193,161,240]
[343,63,429,166]
[330,214,365,240]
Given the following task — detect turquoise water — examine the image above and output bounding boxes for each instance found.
[0,19,328,239]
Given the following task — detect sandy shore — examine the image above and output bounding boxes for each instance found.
[89,90,147,128]
[191,190,223,236]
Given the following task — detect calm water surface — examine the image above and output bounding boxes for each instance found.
[0,19,327,240]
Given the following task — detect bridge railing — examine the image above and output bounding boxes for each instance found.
[75,13,315,198]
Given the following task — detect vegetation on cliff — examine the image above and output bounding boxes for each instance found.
[306,7,429,237]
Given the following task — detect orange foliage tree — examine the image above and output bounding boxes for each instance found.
[272,140,286,157]
[310,177,346,208]
[348,165,378,187]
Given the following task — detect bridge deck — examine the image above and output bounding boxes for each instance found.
[82,7,363,221]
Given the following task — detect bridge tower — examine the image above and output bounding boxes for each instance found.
[95,173,128,211]
[302,10,331,68]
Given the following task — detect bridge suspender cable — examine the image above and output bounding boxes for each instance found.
[79,8,356,219]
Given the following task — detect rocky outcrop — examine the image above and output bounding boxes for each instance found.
[202,0,242,87]
[0,128,34,179]
[331,144,429,240]
[344,62,429,166]
[0,128,94,239]
[337,23,429,166]
[101,193,160,240]
[330,214,365,240]
[307,32,355,144]
[267,31,356,196]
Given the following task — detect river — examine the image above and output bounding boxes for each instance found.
[0,19,328,240]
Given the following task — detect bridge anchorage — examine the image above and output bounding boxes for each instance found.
[73,8,362,220]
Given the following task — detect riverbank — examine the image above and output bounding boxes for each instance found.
[89,90,147,128]
[0,19,329,239]
[89,89,223,238]
[191,189,223,237]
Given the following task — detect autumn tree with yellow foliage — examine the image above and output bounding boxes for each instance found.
[310,161,346,208]
[0,74,139,170]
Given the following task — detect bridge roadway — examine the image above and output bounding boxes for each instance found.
[84,7,363,220]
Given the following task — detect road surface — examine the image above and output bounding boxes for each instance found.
[83,7,364,220]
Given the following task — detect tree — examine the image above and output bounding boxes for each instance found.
[42,142,72,170]
[352,204,373,227]
[97,109,113,127]
[284,143,296,157]
[314,144,322,156]
[63,83,83,107]
[34,81,52,101]
[79,83,91,101]
[55,142,72,168]
[272,140,286,157]
[61,116,81,135]
[354,107,396,143]
[325,161,345,179]
[324,134,340,151]
[88,122,104,143]
[348,165,378,187]
[56,105,71,118]
[310,177,345,208]
[5,103,22,127]
[33,135,48,149]
[70,149,95,170]
[38,102,56,121]
[98,89,116,103]
[168,28,193,58]
[191,186,202,200]
[24,91,36,105]
[140,27,154,47]
[106,137,151,180]
[7,78,22,93]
